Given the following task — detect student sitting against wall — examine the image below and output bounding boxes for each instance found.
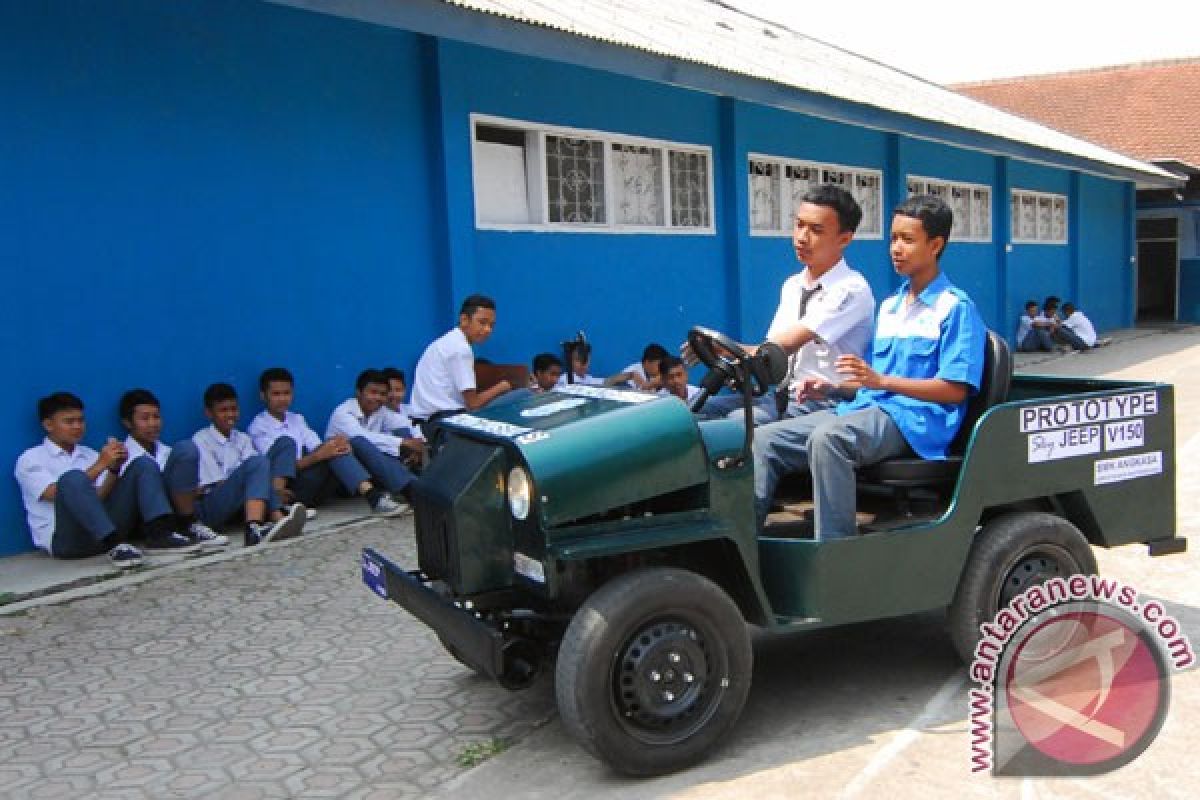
[118,388,228,550]
[325,369,421,511]
[381,366,426,468]
[657,356,703,406]
[555,342,605,387]
[530,353,564,392]
[14,392,198,568]
[188,383,307,547]
[249,368,408,517]
[410,294,514,433]
[1059,302,1112,351]
[608,343,670,391]
[1015,300,1056,352]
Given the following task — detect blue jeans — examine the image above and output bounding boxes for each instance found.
[50,456,174,558]
[1053,326,1089,351]
[1018,329,1055,352]
[167,440,271,527]
[700,393,834,424]
[348,436,414,493]
[753,406,911,539]
[289,452,371,507]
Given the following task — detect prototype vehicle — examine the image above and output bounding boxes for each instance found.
[362,327,1185,776]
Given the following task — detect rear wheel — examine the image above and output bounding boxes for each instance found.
[555,568,752,776]
[948,512,1096,663]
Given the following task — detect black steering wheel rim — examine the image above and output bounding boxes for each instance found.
[687,326,769,399]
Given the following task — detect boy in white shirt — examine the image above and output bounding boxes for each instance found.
[117,388,228,549]
[657,356,703,406]
[530,353,564,392]
[325,369,421,507]
[189,383,306,547]
[410,294,514,431]
[1060,302,1111,350]
[609,343,669,391]
[382,366,426,467]
[250,368,406,516]
[14,392,197,568]
[1015,300,1056,352]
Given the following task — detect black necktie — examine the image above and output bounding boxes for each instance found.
[776,283,821,413]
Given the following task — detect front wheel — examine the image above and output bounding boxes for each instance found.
[555,568,752,776]
[947,512,1097,664]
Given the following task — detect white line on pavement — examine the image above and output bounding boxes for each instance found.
[837,669,967,799]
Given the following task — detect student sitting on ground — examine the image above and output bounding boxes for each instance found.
[410,294,514,431]
[14,392,197,568]
[1060,303,1111,351]
[248,368,407,517]
[381,366,426,468]
[325,369,421,510]
[190,383,307,547]
[1015,300,1056,352]
[530,353,564,392]
[608,343,669,391]
[118,388,228,550]
[657,356,703,406]
[555,342,605,387]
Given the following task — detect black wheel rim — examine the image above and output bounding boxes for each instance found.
[995,544,1078,611]
[611,616,728,746]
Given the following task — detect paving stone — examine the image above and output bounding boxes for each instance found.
[1,519,554,797]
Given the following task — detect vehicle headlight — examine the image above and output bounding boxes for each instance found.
[507,466,532,520]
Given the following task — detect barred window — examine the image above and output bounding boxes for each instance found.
[749,155,883,238]
[908,175,993,242]
[1011,189,1067,244]
[472,114,713,234]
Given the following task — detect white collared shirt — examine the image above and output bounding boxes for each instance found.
[658,385,703,405]
[766,258,876,387]
[326,398,403,458]
[14,438,104,552]
[410,327,476,419]
[121,435,171,475]
[248,410,321,459]
[554,372,605,388]
[192,425,257,487]
[1062,311,1098,346]
[384,404,423,440]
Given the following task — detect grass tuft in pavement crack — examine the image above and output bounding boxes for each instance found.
[456,737,509,768]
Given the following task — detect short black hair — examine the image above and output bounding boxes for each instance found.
[893,194,953,258]
[659,355,685,373]
[203,383,238,409]
[119,388,160,422]
[570,342,593,359]
[533,353,563,372]
[1025,300,1039,310]
[1044,296,1061,311]
[259,367,294,393]
[38,391,83,421]
[1062,302,1076,315]
[382,367,406,384]
[641,343,669,364]
[801,184,863,234]
[460,294,496,317]
[356,368,389,391]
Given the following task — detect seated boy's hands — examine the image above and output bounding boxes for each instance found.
[795,377,832,402]
[99,438,127,472]
[317,435,352,460]
[835,354,882,391]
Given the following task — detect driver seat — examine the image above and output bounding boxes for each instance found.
[857,330,1011,503]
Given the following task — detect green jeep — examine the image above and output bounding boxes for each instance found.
[361,327,1185,775]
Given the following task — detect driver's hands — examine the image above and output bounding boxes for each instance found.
[795,377,832,402]
[835,354,882,390]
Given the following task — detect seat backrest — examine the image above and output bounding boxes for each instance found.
[949,330,1011,454]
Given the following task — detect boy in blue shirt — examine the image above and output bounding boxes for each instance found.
[753,194,986,538]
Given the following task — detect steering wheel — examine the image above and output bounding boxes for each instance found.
[687,326,770,398]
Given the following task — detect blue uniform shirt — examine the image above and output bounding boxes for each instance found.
[838,272,986,459]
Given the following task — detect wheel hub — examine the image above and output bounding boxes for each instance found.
[999,550,1068,608]
[616,621,711,731]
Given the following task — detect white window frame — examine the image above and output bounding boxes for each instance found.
[906,175,993,243]
[747,153,884,239]
[470,113,715,235]
[1010,188,1069,245]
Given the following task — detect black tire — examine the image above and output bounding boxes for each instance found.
[948,512,1096,664]
[555,568,752,777]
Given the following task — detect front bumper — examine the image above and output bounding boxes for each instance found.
[362,547,505,680]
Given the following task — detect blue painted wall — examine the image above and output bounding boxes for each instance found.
[0,0,1144,555]
[1,0,444,554]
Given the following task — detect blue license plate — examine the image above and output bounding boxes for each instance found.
[361,551,388,599]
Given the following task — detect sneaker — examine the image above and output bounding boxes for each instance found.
[370,493,409,518]
[244,522,271,547]
[109,543,144,569]
[1096,337,1114,347]
[142,531,203,554]
[390,491,416,515]
[187,520,229,550]
[264,503,307,544]
[292,504,318,521]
